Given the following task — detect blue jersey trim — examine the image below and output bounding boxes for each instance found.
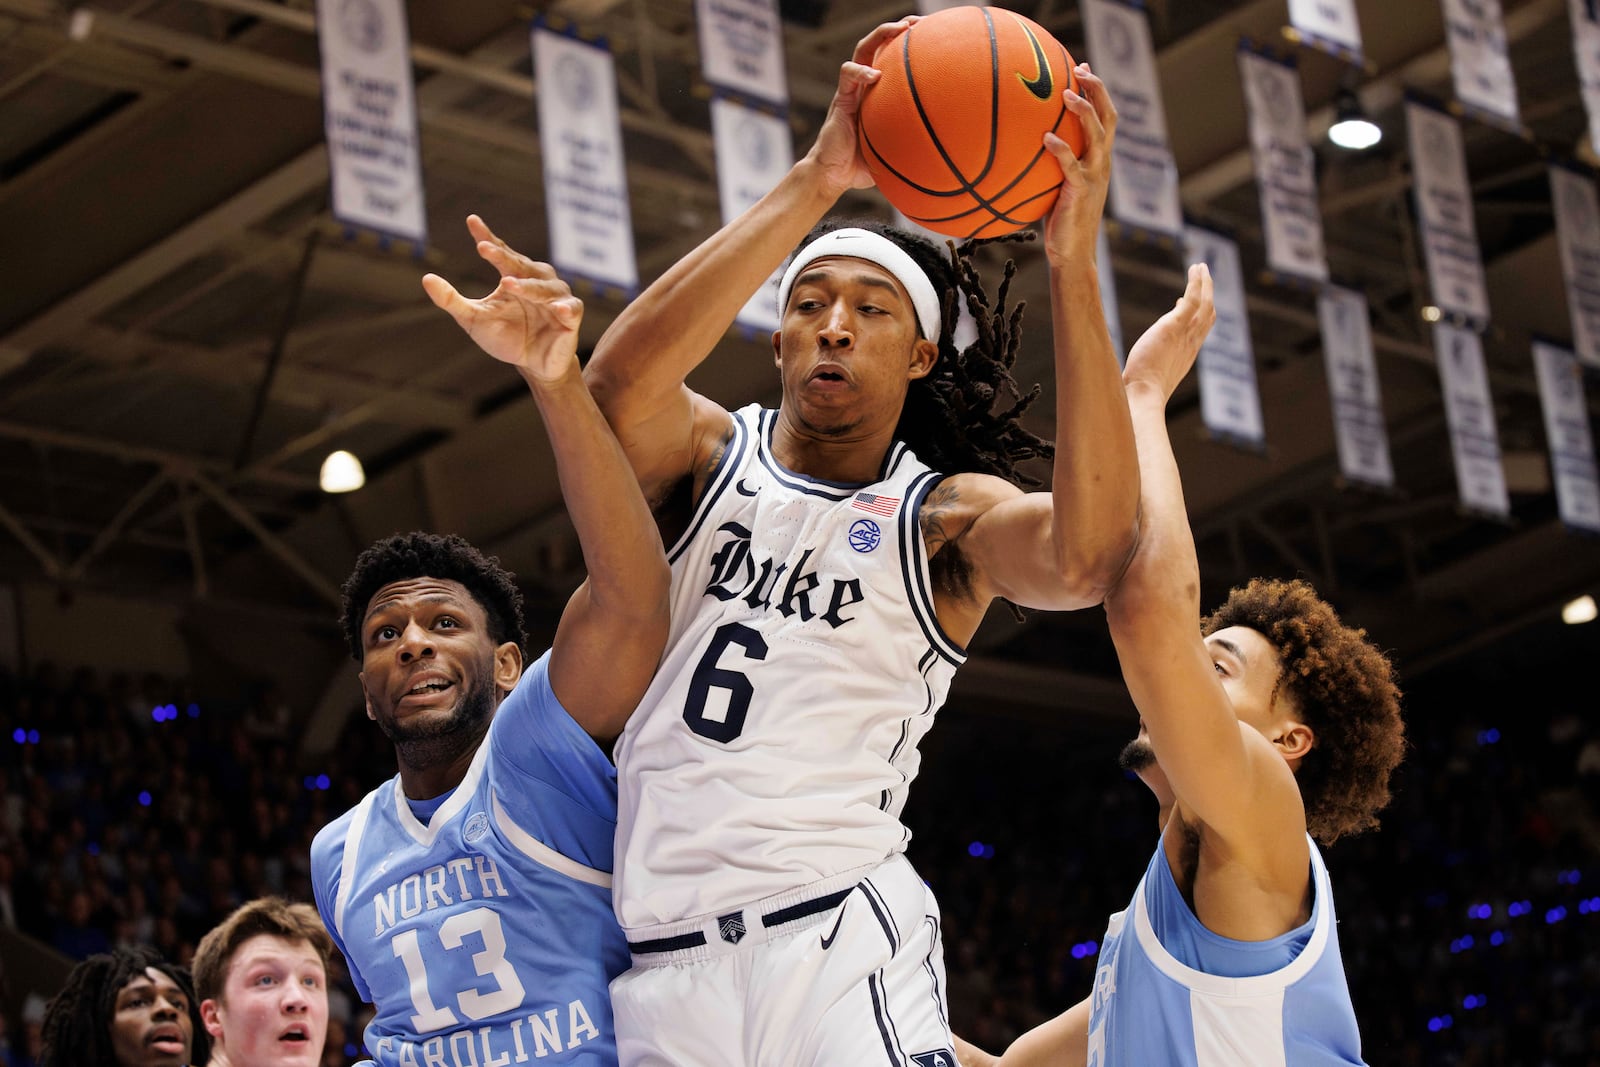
[668,410,750,564]
[899,471,966,666]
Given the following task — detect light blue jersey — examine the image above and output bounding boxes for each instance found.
[1086,837,1365,1067]
[311,652,627,1066]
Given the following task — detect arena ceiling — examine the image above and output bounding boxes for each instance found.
[1,0,1597,733]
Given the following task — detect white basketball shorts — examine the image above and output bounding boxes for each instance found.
[611,853,955,1067]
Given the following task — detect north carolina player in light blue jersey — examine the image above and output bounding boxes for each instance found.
[575,16,1143,1067]
[310,223,668,1067]
[955,265,1407,1067]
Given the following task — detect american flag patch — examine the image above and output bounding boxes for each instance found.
[851,492,899,516]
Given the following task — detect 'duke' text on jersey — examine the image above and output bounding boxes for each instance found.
[704,522,865,627]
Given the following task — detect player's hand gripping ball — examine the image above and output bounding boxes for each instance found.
[858,5,1083,238]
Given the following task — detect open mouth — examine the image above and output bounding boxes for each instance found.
[147,1029,186,1055]
[279,1025,310,1043]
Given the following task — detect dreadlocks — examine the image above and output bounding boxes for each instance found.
[39,946,210,1067]
[794,218,1055,485]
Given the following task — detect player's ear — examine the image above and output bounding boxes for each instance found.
[771,329,784,367]
[1276,720,1314,761]
[358,673,376,721]
[200,997,225,1041]
[493,642,522,695]
[908,336,938,379]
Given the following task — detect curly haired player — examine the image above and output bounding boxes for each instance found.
[956,264,1406,1067]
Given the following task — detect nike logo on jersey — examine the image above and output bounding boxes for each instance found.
[819,904,848,949]
[736,478,758,496]
[1014,18,1054,101]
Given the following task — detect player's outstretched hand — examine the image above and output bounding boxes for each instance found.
[423,215,583,385]
[1042,63,1116,268]
[806,17,919,197]
[1123,261,1215,403]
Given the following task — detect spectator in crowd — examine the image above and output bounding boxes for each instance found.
[37,945,209,1067]
[192,897,331,1067]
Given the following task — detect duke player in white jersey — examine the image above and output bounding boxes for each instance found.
[954,264,1407,1067]
[310,228,669,1066]
[483,17,1150,1067]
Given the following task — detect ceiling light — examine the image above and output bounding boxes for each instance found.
[1421,305,1442,322]
[1328,88,1382,151]
[1562,595,1597,625]
[319,450,365,493]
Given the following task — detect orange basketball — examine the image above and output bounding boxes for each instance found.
[858,6,1082,239]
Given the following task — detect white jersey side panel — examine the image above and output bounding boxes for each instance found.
[613,405,965,933]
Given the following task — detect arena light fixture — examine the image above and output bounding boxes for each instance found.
[1562,594,1597,625]
[1328,88,1382,151]
[319,449,366,493]
[1421,305,1442,323]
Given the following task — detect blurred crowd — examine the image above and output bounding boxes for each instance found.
[0,658,1596,1066]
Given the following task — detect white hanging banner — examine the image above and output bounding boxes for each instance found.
[534,26,639,295]
[1572,0,1600,154]
[695,0,788,107]
[1532,339,1600,534]
[1186,227,1266,448]
[1440,0,1521,128]
[1098,226,1125,366]
[711,97,794,333]
[314,0,427,244]
[1318,286,1394,489]
[1082,0,1184,238]
[1550,163,1600,370]
[1406,100,1490,326]
[1238,47,1328,284]
[1287,0,1363,64]
[1434,322,1510,517]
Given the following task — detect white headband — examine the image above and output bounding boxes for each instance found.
[776,228,943,341]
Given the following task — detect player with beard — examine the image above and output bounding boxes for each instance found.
[953,266,1406,1067]
[309,232,667,1066]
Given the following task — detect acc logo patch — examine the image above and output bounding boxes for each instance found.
[463,812,490,845]
[848,518,882,553]
[912,1052,956,1067]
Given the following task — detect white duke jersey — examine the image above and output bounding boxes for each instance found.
[613,404,965,933]
[1086,837,1366,1067]
[311,653,629,1066]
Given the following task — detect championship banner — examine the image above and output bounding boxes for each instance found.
[1532,339,1600,534]
[1098,226,1125,366]
[1440,0,1521,127]
[1238,46,1328,284]
[711,96,793,333]
[1318,286,1394,490]
[1287,0,1363,64]
[534,26,639,295]
[1186,227,1266,449]
[1434,322,1510,518]
[1550,162,1600,370]
[1082,0,1183,238]
[314,0,427,244]
[695,0,788,107]
[1406,100,1490,326]
[1573,0,1600,155]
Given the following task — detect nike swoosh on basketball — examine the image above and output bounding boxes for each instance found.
[1015,21,1054,101]
[819,906,847,949]
[736,479,758,497]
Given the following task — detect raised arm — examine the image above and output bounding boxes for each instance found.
[581,19,916,505]
[957,67,1140,614]
[1102,264,1302,849]
[424,223,668,741]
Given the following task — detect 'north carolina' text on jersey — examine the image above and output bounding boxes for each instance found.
[1086,836,1366,1066]
[613,405,965,933]
[310,654,627,1066]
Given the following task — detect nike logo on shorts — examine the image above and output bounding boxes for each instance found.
[819,904,848,949]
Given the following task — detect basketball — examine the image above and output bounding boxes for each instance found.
[858,6,1082,239]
